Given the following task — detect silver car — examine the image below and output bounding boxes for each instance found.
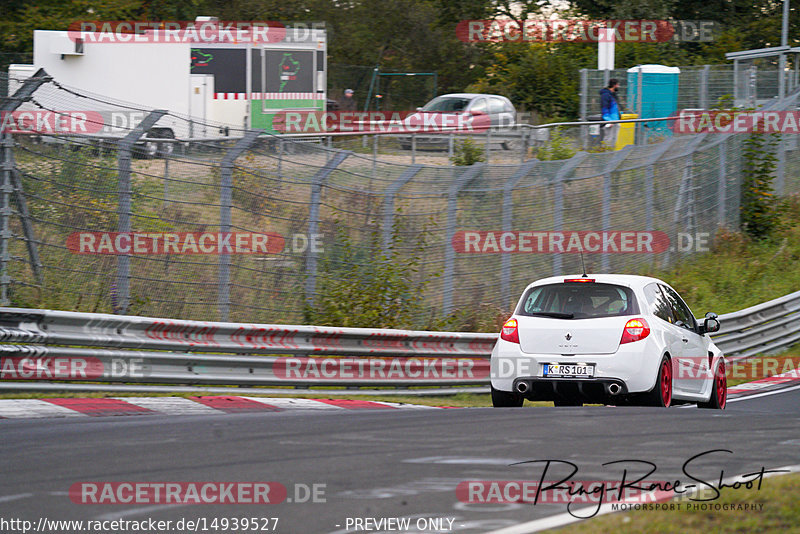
[398,93,517,150]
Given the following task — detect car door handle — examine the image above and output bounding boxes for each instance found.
[682,338,689,343]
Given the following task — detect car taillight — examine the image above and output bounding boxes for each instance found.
[620,318,650,344]
[501,318,520,344]
[564,278,595,283]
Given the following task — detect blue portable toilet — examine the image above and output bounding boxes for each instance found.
[626,65,680,139]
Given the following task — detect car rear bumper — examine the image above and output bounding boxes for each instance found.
[511,376,628,402]
[490,337,663,396]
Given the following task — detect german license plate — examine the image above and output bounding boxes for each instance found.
[543,363,595,378]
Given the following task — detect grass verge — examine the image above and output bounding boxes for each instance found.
[545,471,800,533]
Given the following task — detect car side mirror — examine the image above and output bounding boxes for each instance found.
[700,312,720,334]
[416,107,423,111]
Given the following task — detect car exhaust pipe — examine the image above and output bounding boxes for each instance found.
[608,383,621,395]
[515,381,529,394]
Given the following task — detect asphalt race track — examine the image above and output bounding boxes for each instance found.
[1,387,799,534]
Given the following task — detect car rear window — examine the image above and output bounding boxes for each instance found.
[517,282,639,319]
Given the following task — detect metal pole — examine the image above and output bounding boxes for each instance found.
[636,65,643,144]
[501,161,538,308]
[779,0,790,100]
[163,157,169,203]
[718,139,727,227]
[116,110,166,314]
[277,138,283,178]
[550,153,589,275]
[381,165,422,255]
[0,134,12,305]
[580,69,589,150]
[777,134,786,196]
[443,163,485,316]
[0,68,51,305]
[305,151,351,308]
[11,170,43,286]
[700,65,710,110]
[218,130,261,321]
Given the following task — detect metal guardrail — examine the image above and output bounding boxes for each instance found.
[711,290,800,362]
[0,307,495,394]
[0,290,798,395]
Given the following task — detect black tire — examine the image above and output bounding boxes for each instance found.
[491,386,524,407]
[698,359,727,410]
[643,356,673,407]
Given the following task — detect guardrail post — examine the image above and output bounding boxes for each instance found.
[443,163,485,316]
[0,68,51,306]
[551,153,588,275]
[502,161,538,308]
[218,130,261,321]
[305,151,350,308]
[381,165,422,255]
[115,110,166,314]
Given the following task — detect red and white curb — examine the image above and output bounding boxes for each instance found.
[727,369,800,396]
[0,396,441,419]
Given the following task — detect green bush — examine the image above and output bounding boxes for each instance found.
[450,138,485,166]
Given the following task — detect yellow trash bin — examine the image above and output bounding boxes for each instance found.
[615,113,637,150]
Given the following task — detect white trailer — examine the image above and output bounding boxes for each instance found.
[7,21,327,150]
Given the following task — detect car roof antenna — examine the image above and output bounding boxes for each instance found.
[579,250,587,278]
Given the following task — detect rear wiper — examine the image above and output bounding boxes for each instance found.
[528,311,575,319]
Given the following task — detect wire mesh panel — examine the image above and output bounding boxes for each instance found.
[2,71,799,328]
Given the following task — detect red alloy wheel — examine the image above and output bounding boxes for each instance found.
[661,358,672,407]
[717,360,727,409]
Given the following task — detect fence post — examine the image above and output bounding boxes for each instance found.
[11,169,43,286]
[442,163,485,316]
[718,138,727,227]
[580,68,589,150]
[115,110,166,314]
[0,134,13,305]
[305,151,351,309]
[0,68,51,305]
[218,130,261,321]
[381,165,422,256]
[502,161,538,308]
[643,138,676,235]
[600,146,633,272]
[636,65,644,144]
[699,65,710,110]
[776,133,786,196]
[550,152,588,275]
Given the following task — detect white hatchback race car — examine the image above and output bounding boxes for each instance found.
[490,274,726,409]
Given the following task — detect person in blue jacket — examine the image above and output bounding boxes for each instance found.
[600,79,620,147]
